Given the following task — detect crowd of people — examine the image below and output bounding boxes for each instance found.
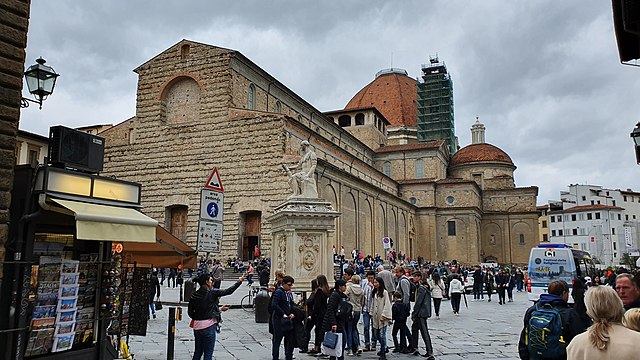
[177,248,640,360]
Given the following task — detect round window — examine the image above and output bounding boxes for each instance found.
[446,196,455,205]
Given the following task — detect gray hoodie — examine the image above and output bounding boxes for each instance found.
[346,283,365,312]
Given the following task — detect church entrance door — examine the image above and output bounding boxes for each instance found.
[240,211,261,261]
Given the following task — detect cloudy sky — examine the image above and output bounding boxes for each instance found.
[19,1,640,204]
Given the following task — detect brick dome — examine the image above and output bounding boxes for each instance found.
[450,143,513,166]
[345,69,417,127]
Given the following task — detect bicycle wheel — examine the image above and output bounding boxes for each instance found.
[241,294,253,312]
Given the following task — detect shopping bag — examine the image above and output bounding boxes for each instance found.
[155,301,163,310]
[322,331,342,358]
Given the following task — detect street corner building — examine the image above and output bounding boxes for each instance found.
[100,39,539,265]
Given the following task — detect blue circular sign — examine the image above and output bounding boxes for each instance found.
[207,202,219,218]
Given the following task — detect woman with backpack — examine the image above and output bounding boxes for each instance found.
[322,279,349,360]
[428,271,445,320]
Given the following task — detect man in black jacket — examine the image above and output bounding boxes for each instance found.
[188,273,244,360]
[518,280,585,360]
[408,271,434,360]
[272,275,296,360]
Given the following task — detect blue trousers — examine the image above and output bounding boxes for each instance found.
[193,325,217,360]
[345,311,361,351]
[362,311,371,347]
[372,325,387,354]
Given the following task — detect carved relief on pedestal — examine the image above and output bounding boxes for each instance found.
[278,233,287,270]
[298,233,320,272]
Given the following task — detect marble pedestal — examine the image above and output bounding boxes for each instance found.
[267,197,340,292]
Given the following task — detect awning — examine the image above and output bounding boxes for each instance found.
[50,198,158,243]
[121,226,197,268]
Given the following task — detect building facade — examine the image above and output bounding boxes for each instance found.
[100,40,539,265]
[548,184,640,266]
[15,130,48,165]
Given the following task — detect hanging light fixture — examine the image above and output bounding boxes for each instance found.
[22,57,59,109]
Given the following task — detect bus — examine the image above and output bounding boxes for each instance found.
[526,244,596,303]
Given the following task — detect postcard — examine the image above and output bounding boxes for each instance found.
[61,260,79,274]
[59,285,79,298]
[31,317,55,330]
[32,305,57,319]
[52,333,74,352]
[54,322,75,336]
[60,273,79,285]
[56,309,77,323]
[58,297,77,311]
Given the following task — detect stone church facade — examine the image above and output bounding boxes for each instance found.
[101,39,539,265]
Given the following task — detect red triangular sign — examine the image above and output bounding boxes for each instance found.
[204,168,224,192]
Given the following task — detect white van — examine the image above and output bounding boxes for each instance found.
[526,244,596,303]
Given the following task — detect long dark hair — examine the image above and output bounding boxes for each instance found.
[431,271,441,283]
[316,274,331,296]
[372,276,386,298]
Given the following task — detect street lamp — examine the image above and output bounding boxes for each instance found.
[630,122,640,164]
[21,57,59,109]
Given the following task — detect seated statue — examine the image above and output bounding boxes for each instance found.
[282,140,318,198]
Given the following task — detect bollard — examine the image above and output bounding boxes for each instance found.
[167,307,175,360]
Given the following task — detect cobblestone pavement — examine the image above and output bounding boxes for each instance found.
[128,281,529,360]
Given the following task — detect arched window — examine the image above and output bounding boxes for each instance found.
[355,113,365,125]
[161,76,202,124]
[415,159,424,179]
[339,115,351,127]
[384,161,391,177]
[275,100,282,113]
[180,44,190,59]
[247,83,256,110]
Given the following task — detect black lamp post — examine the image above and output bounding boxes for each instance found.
[631,122,640,164]
[21,57,59,109]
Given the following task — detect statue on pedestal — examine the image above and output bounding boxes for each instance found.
[282,140,318,199]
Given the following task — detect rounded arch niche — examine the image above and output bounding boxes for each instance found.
[160,75,202,124]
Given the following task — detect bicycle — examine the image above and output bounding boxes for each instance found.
[241,285,262,311]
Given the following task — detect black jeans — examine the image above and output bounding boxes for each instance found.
[432,298,442,316]
[497,287,506,304]
[450,293,462,313]
[472,282,482,299]
[410,317,433,355]
[392,319,410,351]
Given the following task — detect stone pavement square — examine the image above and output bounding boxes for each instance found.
[128,281,528,359]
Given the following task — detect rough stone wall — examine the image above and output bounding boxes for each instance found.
[0,0,30,281]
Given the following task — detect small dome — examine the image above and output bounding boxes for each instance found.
[345,70,417,127]
[450,143,513,166]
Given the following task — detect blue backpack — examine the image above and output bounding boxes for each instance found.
[527,303,566,359]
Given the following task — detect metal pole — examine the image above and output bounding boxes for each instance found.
[167,307,175,360]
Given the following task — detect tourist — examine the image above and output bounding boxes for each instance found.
[615,273,640,310]
[393,266,412,352]
[370,277,392,359]
[448,274,464,315]
[322,279,349,360]
[361,271,375,351]
[271,275,296,360]
[567,286,640,359]
[428,271,445,319]
[345,274,364,355]
[409,271,434,359]
[188,273,244,360]
[623,308,640,332]
[309,274,330,354]
[148,270,160,319]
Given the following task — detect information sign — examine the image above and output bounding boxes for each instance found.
[197,220,222,253]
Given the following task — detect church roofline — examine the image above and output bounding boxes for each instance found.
[375,140,445,154]
[134,39,235,73]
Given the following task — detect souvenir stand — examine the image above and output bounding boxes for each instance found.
[0,164,158,360]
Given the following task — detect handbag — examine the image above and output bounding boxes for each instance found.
[280,316,293,332]
[336,299,353,320]
[155,300,163,310]
[322,331,343,357]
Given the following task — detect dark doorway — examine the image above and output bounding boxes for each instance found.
[240,211,261,261]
